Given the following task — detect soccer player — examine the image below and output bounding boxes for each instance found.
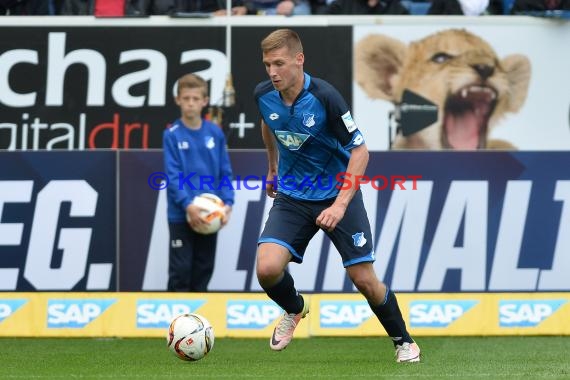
[163,73,234,292]
[253,29,420,362]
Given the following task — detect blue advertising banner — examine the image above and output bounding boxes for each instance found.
[120,151,570,293]
[1,151,569,292]
[118,151,163,291]
[0,151,117,291]
[367,152,570,292]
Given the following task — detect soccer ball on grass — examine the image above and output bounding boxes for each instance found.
[167,313,215,361]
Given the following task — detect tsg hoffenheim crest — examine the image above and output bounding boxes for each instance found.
[205,136,215,149]
[303,113,315,128]
[352,232,367,247]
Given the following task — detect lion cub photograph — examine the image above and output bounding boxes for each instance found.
[355,29,531,150]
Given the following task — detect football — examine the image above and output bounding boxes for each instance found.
[187,193,226,235]
[167,313,215,361]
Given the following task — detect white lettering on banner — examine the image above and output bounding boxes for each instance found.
[142,188,169,290]
[0,49,38,107]
[499,300,566,327]
[0,181,33,245]
[142,180,570,291]
[112,50,167,107]
[538,181,570,289]
[320,302,374,328]
[419,181,488,291]
[374,181,433,291]
[24,180,102,290]
[411,304,464,326]
[0,113,87,151]
[0,304,11,320]
[0,32,227,108]
[179,49,227,106]
[0,181,33,290]
[226,302,282,328]
[409,301,478,327]
[0,300,27,322]
[47,299,115,328]
[48,303,100,325]
[136,300,205,327]
[137,303,190,325]
[47,33,106,106]
[489,181,536,290]
[208,183,259,291]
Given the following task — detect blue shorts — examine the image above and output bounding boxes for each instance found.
[258,191,375,267]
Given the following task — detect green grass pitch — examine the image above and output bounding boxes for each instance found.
[1,336,569,379]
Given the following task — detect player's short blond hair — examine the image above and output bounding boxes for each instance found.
[261,29,303,55]
[177,73,208,98]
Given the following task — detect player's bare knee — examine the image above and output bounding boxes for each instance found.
[256,260,282,284]
[351,277,375,296]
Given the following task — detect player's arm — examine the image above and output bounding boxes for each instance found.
[315,82,367,231]
[261,120,279,198]
[334,142,369,208]
[316,143,369,232]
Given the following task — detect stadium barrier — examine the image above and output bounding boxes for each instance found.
[1,150,569,294]
[1,16,569,337]
[1,292,569,337]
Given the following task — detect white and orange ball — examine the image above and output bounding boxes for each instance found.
[186,193,226,235]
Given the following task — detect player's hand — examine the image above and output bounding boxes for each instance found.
[266,171,278,198]
[221,205,232,226]
[316,204,346,232]
[186,204,207,229]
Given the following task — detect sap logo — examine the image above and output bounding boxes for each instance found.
[47,299,115,328]
[410,300,478,327]
[226,301,282,329]
[0,299,27,323]
[275,131,309,150]
[137,300,206,328]
[320,301,373,328]
[499,300,566,327]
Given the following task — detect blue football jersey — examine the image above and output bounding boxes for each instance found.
[254,73,365,200]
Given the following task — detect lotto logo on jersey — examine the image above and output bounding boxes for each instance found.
[410,300,478,327]
[499,300,566,327]
[226,300,282,329]
[136,300,206,328]
[275,130,310,150]
[0,299,27,323]
[47,299,116,328]
[319,301,373,328]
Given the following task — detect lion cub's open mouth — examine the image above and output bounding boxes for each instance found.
[443,85,497,149]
